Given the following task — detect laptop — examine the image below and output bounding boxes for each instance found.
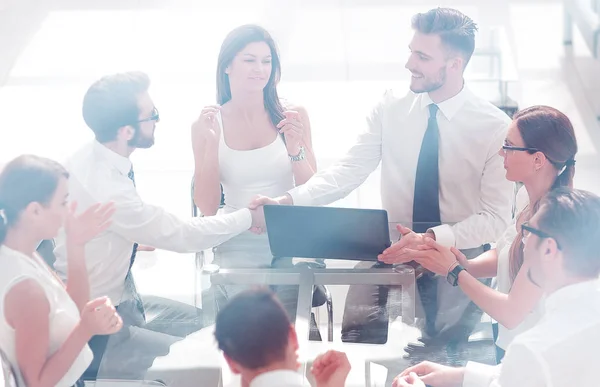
[264,205,391,260]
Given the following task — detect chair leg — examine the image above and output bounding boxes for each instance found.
[326,287,333,342]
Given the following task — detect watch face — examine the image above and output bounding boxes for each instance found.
[447,265,463,286]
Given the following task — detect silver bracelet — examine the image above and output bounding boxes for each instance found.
[289,146,306,162]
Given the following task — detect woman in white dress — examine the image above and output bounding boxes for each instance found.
[409,106,578,361]
[0,155,122,387]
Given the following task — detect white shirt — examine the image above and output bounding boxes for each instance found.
[217,111,295,214]
[288,87,513,249]
[54,140,252,304]
[463,279,600,387]
[249,369,304,387]
[0,246,93,387]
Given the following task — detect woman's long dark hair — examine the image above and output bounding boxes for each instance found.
[508,106,578,282]
[216,24,285,130]
[0,155,69,244]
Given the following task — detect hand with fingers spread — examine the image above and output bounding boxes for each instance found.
[311,350,351,387]
[378,224,434,264]
[65,202,116,247]
[277,110,304,154]
[192,105,222,145]
[393,361,465,387]
[80,297,123,337]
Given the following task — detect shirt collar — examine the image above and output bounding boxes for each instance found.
[544,279,600,314]
[419,85,472,121]
[249,369,304,387]
[92,140,132,177]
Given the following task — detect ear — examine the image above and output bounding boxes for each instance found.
[117,125,135,142]
[289,325,299,351]
[24,201,43,217]
[541,237,560,261]
[225,66,231,75]
[533,152,547,171]
[449,56,464,72]
[223,354,242,375]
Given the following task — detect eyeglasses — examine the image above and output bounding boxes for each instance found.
[521,222,562,249]
[501,142,539,154]
[138,107,160,123]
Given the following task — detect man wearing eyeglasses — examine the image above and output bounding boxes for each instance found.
[53,71,267,379]
[393,188,600,387]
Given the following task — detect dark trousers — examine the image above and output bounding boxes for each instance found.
[84,295,203,381]
[341,246,486,344]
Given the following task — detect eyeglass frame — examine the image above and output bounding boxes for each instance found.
[501,143,539,154]
[521,221,562,250]
[138,107,160,123]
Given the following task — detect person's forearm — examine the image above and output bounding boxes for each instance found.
[22,324,91,387]
[463,249,498,279]
[457,271,524,329]
[291,158,316,186]
[193,145,222,216]
[65,243,89,312]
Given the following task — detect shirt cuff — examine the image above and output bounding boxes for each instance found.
[428,224,455,247]
[287,185,312,206]
[233,208,252,232]
[463,362,500,387]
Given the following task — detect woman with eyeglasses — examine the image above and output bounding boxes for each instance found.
[407,105,578,361]
[0,155,122,387]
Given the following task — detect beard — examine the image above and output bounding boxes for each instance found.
[409,66,447,94]
[128,123,155,149]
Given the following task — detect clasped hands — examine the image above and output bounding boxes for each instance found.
[379,224,468,277]
[246,195,283,234]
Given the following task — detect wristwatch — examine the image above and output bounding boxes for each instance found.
[289,146,306,162]
[447,264,466,286]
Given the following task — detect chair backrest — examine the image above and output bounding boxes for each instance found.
[36,239,57,268]
[0,347,20,387]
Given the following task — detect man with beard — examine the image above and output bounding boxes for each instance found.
[53,71,266,379]
[252,7,513,360]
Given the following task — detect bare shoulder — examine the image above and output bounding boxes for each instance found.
[4,278,50,326]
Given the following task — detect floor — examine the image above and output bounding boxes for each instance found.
[1,0,599,383]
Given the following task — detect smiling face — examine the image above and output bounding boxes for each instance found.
[225,41,273,93]
[404,31,466,95]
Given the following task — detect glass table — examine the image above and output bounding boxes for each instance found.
[97,222,497,387]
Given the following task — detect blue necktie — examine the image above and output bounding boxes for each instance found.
[413,104,441,337]
[125,166,144,319]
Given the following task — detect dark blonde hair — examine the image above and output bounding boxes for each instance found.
[508,106,578,282]
[411,8,478,65]
[0,155,68,244]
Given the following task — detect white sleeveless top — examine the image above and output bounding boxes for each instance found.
[217,111,295,213]
[495,217,545,350]
[0,245,93,386]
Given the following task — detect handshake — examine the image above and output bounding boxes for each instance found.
[247,193,294,234]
